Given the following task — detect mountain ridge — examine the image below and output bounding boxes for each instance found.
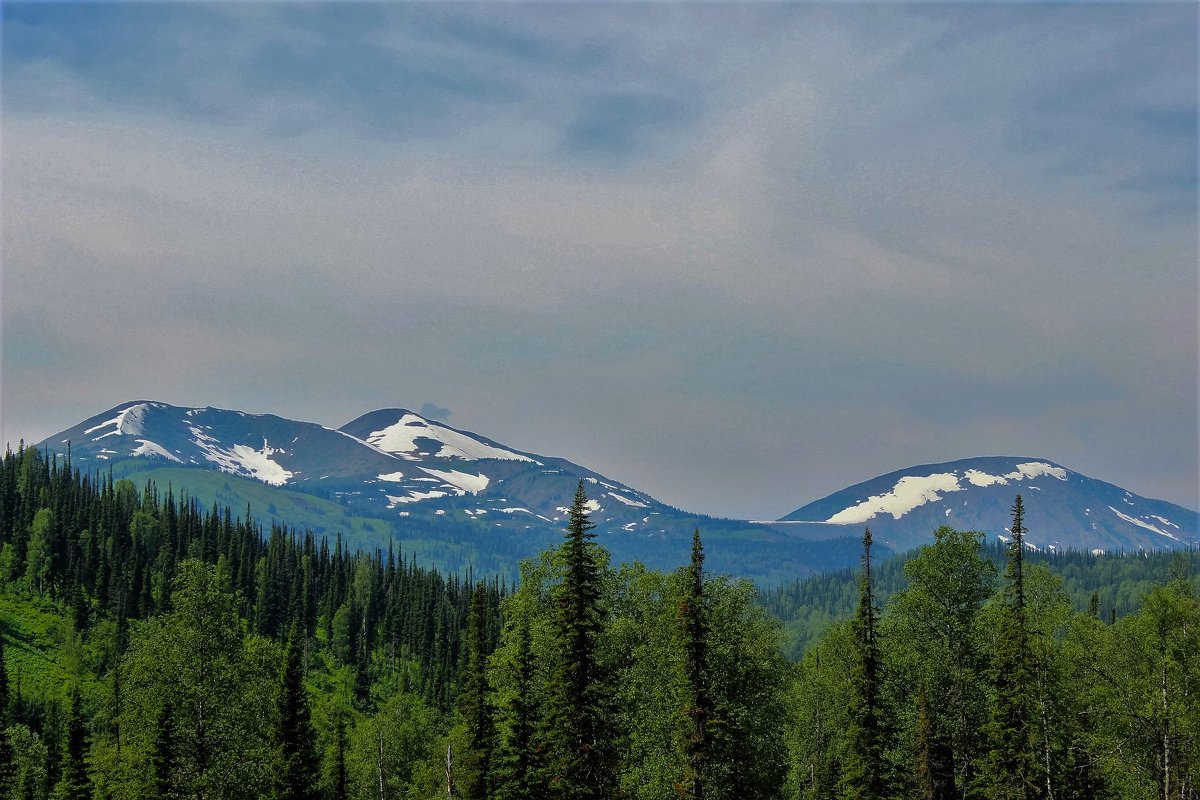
[34,400,1198,580]
[776,454,1196,552]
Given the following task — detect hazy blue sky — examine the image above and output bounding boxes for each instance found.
[2,3,1196,518]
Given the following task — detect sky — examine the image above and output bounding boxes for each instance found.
[2,2,1197,519]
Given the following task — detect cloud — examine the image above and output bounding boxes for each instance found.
[419,403,452,422]
[1,3,1195,515]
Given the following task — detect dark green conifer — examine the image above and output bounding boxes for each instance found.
[327,709,348,800]
[52,688,90,800]
[840,527,887,800]
[677,530,713,800]
[277,624,319,800]
[983,496,1043,799]
[152,702,176,799]
[545,481,613,800]
[494,618,540,800]
[458,584,496,800]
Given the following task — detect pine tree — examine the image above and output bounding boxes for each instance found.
[545,481,613,800]
[276,624,319,800]
[983,495,1043,799]
[328,710,348,800]
[458,584,496,800]
[52,688,90,800]
[840,527,887,800]
[494,617,540,800]
[677,530,713,800]
[152,702,176,799]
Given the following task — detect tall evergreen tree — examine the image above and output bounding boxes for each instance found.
[840,527,887,800]
[277,624,319,800]
[677,530,713,800]
[327,710,349,800]
[51,688,90,800]
[983,496,1042,799]
[152,702,177,800]
[457,584,496,800]
[545,481,613,800]
[494,617,540,800]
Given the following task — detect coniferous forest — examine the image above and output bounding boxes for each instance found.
[0,445,1196,800]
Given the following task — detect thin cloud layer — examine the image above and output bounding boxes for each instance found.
[2,3,1195,518]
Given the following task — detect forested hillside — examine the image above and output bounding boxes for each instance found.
[764,538,1200,658]
[0,445,1196,799]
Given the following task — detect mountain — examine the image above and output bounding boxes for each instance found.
[770,456,1198,553]
[36,404,1196,581]
[48,400,670,530]
[41,401,867,582]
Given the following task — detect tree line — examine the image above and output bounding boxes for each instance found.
[763,533,1200,659]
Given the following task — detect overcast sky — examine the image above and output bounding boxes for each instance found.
[2,3,1196,519]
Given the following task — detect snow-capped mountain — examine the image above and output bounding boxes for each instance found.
[772,456,1197,553]
[47,401,672,535]
[36,404,1196,580]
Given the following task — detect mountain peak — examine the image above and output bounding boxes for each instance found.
[340,409,539,464]
[778,455,1195,552]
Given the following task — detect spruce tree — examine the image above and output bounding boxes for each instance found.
[545,481,613,800]
[983,495,1042,799]
[152,702,176,800]
[327,709,348,800]
[52,688,90,800]
[840,527,887,800]
[494,617,539,800]
[677,530,713,800]
[277,624,319,800]
[458,584,496,800]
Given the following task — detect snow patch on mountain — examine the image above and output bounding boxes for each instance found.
[557,499,601,515]
[366,414,537,462]
[826,461,1072,525]
[420,467,489,494]
[1108,506,1179,541]
[186,426,293,486]
[1014,462,1068,480]
[377,472,406,483]
[131,439,181,462]
[606,491,648,508]
[827,473,963,524]
[386,490,448,508]
[85,402,155,440]
[224,442,293,486]
[964,462,1067,487]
